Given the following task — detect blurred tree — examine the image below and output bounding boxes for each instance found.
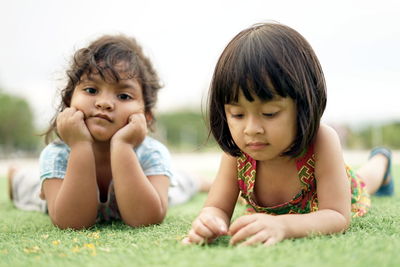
[346,122,400,149]
[154,110,216,151]
[381,122,400,148]
[0,90,39,153]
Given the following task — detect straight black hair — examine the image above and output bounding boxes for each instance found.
[208,22,326,157]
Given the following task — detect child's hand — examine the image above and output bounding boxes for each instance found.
[228,214,286,246]
[57,107,93,146]
[111,112,147,147]
[182,213,228,245]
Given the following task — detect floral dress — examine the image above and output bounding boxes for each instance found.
[237,144,370,217]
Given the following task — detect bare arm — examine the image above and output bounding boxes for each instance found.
[185,153,239,244]
[110,113,169,227]
[202,153,240,224]
[310,123,351,232]
[110,141,169,227]
[43,108,98,229]
[43,142,98,229]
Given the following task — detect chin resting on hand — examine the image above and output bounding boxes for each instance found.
[112,113,147,147]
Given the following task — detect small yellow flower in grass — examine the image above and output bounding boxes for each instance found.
[84,243,97,256]
[87,231,100,239]
[84,243,95,249]
[52,240,61,246]
[71,246,80,253]
[72,238,79,243]
[41,234,49,239]
[24,246,40,254]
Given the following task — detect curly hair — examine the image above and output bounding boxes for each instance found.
[44,34,162,143]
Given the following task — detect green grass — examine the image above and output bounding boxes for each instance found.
[1,168,399,267]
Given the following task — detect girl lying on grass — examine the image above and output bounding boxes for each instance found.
[183,22,395,246]
[8,34,209,229]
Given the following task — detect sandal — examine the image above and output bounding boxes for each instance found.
[369,147,394,196]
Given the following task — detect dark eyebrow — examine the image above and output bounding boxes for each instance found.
[115,81,140,92]
[80,74,139,91]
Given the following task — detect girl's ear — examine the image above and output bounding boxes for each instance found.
[145,112,153,123]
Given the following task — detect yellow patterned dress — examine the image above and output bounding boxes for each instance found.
[237,143,371,217]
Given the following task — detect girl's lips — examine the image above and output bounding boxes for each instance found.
[246,142,269,150]
[92,114,112,122]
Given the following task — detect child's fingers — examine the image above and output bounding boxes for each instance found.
[229,221,261,245]
[214,216,228,234]
[199,213,227,235]
[263,236,279,247]
[63,107,79,117]
[57,108,84,127]
[192,219,216,238]
[186,229,207,244]
[128,112,146,123]
[238,230,268,246]
[229,215,263,245]
[181,237,191,245]
[72,109,85,120]
[57,107,72,120]
[228,214,256,235]
[58,107,83,121]
[128,113,148,134]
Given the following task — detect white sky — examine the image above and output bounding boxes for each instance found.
[0,0,399,129]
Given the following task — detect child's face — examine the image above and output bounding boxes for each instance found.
[70,72,145,142]
[224,91,297,161]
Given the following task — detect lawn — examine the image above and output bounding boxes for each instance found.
[0,167,399,267]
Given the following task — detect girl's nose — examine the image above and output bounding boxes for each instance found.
[244,117,264,136]
[95,96,114,110]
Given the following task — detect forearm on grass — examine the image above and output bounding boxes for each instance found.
[201,206,232,227]
[278,209,350,239]
[111,142,169,227]
[48,142,98,229]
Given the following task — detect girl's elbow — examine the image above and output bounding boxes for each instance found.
[343,214,351,231]
[337,211,351,232]
[52,220,95,230]
[123,209,167,228]
[149,210,167,225]
[51,215,96,230]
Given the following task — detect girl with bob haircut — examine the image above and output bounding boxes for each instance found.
[8,34,206,229]
[184,22,394,246]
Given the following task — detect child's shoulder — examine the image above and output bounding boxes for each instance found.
[39,141,70,173]
[39,140,70,158]
[315,123,341,144]
[135,136,171,158]
[314,123,343,158]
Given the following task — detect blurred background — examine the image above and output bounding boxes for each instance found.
[0,0,399,159]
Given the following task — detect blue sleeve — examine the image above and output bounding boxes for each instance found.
[39,142,70,181]
[39,138,175,184]
[134,137,174,181]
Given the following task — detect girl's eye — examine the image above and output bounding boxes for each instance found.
[231,114,244,119]
[117,94,132,100]
[262,112,278,118]
[84,88,97,94]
